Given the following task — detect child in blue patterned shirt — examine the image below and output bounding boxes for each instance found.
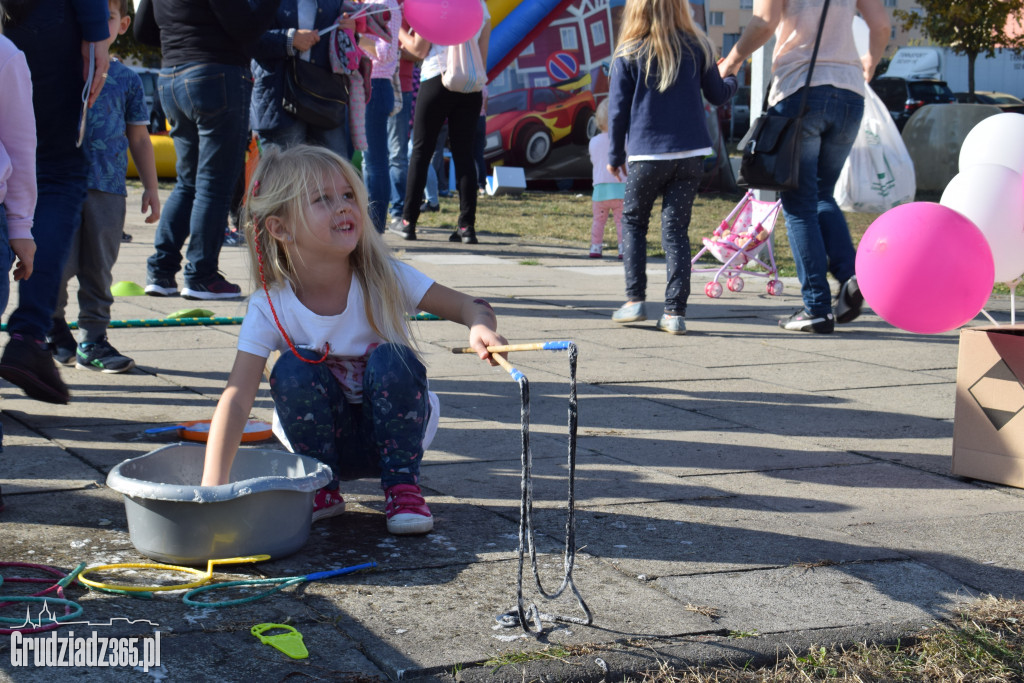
[49,0,160,373]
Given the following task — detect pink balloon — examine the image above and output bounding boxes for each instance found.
[405,0,483,46]
[855,202,994,334]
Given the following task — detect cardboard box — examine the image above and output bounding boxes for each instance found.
[952,325,1024,488]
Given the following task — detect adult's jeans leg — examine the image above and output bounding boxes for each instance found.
[362,78,395,233]
[660,157,702,316]
[182,64,251,285]
[7,158,86,340]
[388,91,413,217]
[148,67,198,282]
[777,86,862,316]
[4,2,87,340]
[777,91,830,316]
[817,88,864,285]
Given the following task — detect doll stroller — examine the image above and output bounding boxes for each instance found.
[692,190,784,298]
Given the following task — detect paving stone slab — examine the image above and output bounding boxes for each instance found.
[581,428,872,476]
[327,556,708,677]
[530,498,905,579]
[826,382,956,421]
[656,559,972,633]
[817,433,955,476]
[0,428,103,493]
[0,390,221,438]
[696,462,1024,526]
[838,511,1024,600]
[424,451,737,512]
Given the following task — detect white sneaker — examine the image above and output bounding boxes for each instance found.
[589,244,603,258]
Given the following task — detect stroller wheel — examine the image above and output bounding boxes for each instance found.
[705,281,723,298]
[727,276,744,293]
[767,279,784,296]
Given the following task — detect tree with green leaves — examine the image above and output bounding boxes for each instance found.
[895,0,1024,94]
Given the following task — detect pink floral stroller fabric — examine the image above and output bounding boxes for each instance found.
[691,190,785,298]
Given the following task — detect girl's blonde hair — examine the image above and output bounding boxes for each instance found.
[595,98,610,132]
[613,0,712,92]
[242,144,418,357]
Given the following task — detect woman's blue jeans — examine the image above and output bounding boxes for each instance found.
[148,63,252,288]
[771,85,864,316]
[269,343,429,490]
[388,91,413,218]
[362,78,395,233]
[3,1,88,342]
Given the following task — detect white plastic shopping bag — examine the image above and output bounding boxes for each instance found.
[834,82,915,213]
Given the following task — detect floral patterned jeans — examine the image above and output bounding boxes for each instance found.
[270,343,429,490]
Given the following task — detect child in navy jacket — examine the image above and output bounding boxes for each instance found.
[607,0,736,334]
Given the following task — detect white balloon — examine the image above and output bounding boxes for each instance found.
[852,16,870,59]
[959,113,1024,174]
[941,163,1024,283]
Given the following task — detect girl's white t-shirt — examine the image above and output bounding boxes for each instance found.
[238,261,440,452]
[419,0,491,82]
[238,260,433,360]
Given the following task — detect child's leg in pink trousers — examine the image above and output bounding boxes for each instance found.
[611,199,624,249]
[591,199,613,247]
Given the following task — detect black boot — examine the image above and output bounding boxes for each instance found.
[0,333,70,404]
[458,226,478,245]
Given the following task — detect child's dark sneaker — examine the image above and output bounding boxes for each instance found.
[76,338,135,373]
[384,483,433,535]
[182,274,242,300]
[0,333,70,404]
[49,321,78,367]
[779,309,835,334]
[312,488,346,522]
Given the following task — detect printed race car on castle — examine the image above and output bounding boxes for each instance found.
[484,87,597,167]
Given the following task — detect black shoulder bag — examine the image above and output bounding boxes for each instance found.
[282,57,350,130]
[738,0,831,192]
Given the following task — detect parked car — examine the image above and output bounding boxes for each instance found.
[869,76,957,131]
[128,65,165,132]
[484,87,597,167]
[953,90,1024,113]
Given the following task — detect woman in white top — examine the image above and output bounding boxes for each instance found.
[389,4,490,244]
[720,0,889,334]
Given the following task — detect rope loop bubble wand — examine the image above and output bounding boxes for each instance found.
[452,339,592,634]
[77,555,271,594]
[0,562,86,634]
[182,561,377,608]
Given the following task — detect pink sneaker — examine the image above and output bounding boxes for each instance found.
[312,488,346,522]
[384,484,433,535]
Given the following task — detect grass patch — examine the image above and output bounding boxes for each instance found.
[471,189,877,281]
[485,645,573,673]
[625,596,1024,682]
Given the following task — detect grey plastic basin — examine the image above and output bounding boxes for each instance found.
[106,444,332,565]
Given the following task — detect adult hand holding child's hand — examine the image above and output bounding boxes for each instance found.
[10,238,34,281]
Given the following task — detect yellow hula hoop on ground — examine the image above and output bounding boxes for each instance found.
[77,555,270,593]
